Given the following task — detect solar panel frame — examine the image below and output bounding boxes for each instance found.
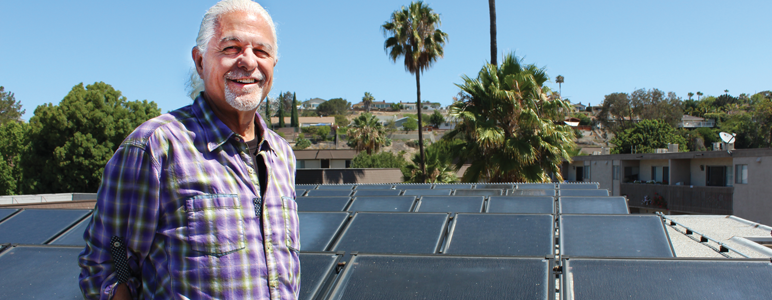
[517,183,556,190]
[49,216,91,246]
[559,214,675,258]
[354,185,395,190]
[296,197,352,212]
[331,212,450,256]
[508,189,556,196]
[305,190,354,197]
[487,196,556,214]
[444,213,555,257]
[299,212,350,251]
[393,184,433,189]
[0,245,84,299]
[477,184,515,190]
[558,197,629,214]
[351,189,402,197]
[0,209,92,245]
[561,257,772,300]
[298,252,344,300]
[347,196,417,212]
[328,254,554,300]
[453,189,503,196]
[436,184,474,190]
[0,208,19,223]
[402,189,452,196]
[558,189,609,197]
[316,185,356,190]
[558,183,599,189]
[414,196,485,213]
[296,184,318,190]
[296,189,308,197]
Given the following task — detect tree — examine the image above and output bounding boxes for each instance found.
[362,92,374,112]
[351,151,407,168]
[598,88,683,134]
[488,0,497,66]
[688,92,694,100]
[334,115,349,127]
[0,121,27,195]
[347,113,390,154]
[445,53,575,183]
[555,75,564,96]
[390,103,402,111]
[429,110,445,127]
[317,98,350,116]
[572,113,591,126]
[291,92,299,127]
[21,82,160,193]
[294,133,311,150]
[696,91,703,100]
[383,1,448,182]
[402,118,418,132]
[610,119,687,154]
[0,86,25,125]
[317,125,331,141]
[403,141,458,183]
[264,96,272,127]
[277,92,286,127]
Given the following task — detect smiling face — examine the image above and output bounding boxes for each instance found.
[194,10,276,112]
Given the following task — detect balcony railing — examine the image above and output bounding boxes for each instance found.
[621,183,733,215]
[678,120,716,128]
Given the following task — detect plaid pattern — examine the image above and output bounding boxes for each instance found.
[78,96,299,299]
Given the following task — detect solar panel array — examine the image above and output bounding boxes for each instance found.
[1,182,770,299]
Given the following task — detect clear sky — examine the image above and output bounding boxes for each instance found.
[2,0,770,121]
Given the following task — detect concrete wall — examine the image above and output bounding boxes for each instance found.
[689,158,732,186]
[304,160,321,169]
[330,160,346,169]
[670,159,691,186]
[612,160,621,196]
[732,156,772,225]
[297,168,403,184]
[587,159,613,193]
[639,159,668,182]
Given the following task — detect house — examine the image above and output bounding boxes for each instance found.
[679,115,716,128]
[295,149,356,169]
[302,98,326,109]
[439,116,460,130]
[572,102,587,112]
[269,116,335,127]
[562,148,772,225]
[399,101,416,110]
[352,100,394,110]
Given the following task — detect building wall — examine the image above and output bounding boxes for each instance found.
[639,159,668,182]
[304,160,321,168]
[612,160,621,196]
[732,156,772,225]
[669,159,691,185]
[587,159,613,193]
[689,157,732,186]
[296,168,403,184]
[331,160,346,168]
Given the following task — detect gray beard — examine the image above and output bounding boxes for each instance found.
[224,84,263,112]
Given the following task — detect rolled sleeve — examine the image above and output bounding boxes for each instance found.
[78,143,161,299]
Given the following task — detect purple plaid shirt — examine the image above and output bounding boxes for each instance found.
[78,95,300,299]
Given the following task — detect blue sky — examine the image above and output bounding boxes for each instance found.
[2,0,770,121]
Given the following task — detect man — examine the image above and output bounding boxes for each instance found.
[78,1,300,299]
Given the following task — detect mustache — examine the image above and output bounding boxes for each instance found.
[225,70,265,81]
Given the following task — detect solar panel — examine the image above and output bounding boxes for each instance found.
[0,209,91,244]
[316,185,355,190]
[560,215,674,258]
[445,214,554,256]
[517,183,556,189]
[297,197,351,212]
[299,252,342,300]
[305,190,353,197]
[508,189,556,196]
[559,197,629,214]
[49,217,91,246]
[558,189,609,197]
[437,184,474,190]
[454,189,502,196]
[403,189,452,196]
[487,196,555,214]
[477,184,515,190]
[414,196,484,213]
[558,183,599,189]
[347,196,416,212]
[297,184,318,190]
[296,189,308,197]
[354,185,395,190]
[352,189,402,197]
[329,254,551,300]
[332,212,449,255]
[299,212,349,251]
[0,246,83,299]
[394,184,433,189]
[564,258,772,300]
[0,208,19,222]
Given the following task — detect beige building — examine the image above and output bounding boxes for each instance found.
[563,148,772,225]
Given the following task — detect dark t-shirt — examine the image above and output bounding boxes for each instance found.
[246,132,268,197]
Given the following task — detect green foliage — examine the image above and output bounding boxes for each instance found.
[351,151,407,168]
[301,110,317,117]
[291,93,299,127]
[0,86,25,125]
[362,92,374,112]
[334,115,349,126]
[294,133,311,150]
[21,82,161,193]
[0,121,27,195]
[347,113,391,154]
[429,110,445,127]
[572,113,591,126]
[402,118,418,132]
[696,127,719,145]
[316,98,350,116]
[610,119,687,154]
[390,103,402,111]
[446,53,575,183]
[301,126,318,138]
[402,140,459,183]
[598,89,683,134]
[317,126,331,141]
[277,92,286,127]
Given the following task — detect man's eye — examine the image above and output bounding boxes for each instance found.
[222,46,239,54]
[254,49,269,58]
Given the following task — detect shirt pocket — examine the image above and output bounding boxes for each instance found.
[185,194,247,256]
[281,196,301,252]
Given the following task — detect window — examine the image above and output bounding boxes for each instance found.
[735,164,748,184]
[584,165,591,181]
[297,160,305,169]
[663,167,669,184]
[706,166,727,187]
[613,166,620,180]
[651,166,657,181]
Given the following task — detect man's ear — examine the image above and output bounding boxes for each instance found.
[192,47,204,77]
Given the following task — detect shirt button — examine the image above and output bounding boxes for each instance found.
[248,168,254,174]
[113,241,121,248]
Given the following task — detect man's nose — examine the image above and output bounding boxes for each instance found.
[237,48,259,71]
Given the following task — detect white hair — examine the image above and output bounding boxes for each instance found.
[196,0,278,57]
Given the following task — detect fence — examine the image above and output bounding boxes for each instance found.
[621,183,733,215]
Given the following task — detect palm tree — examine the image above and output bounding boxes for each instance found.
[383,1,448,183]
[488,0,497,66]
[688,92,694,100]
[403,145,458,183]
[697,91,703,100]
[362,92,375,112]
[556,75,564,97]
[346,113,390,155]
[446,53,575,182]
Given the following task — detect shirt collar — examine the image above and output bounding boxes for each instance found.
[192,94,276,153]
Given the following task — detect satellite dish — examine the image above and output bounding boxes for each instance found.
[720,132,736,144]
